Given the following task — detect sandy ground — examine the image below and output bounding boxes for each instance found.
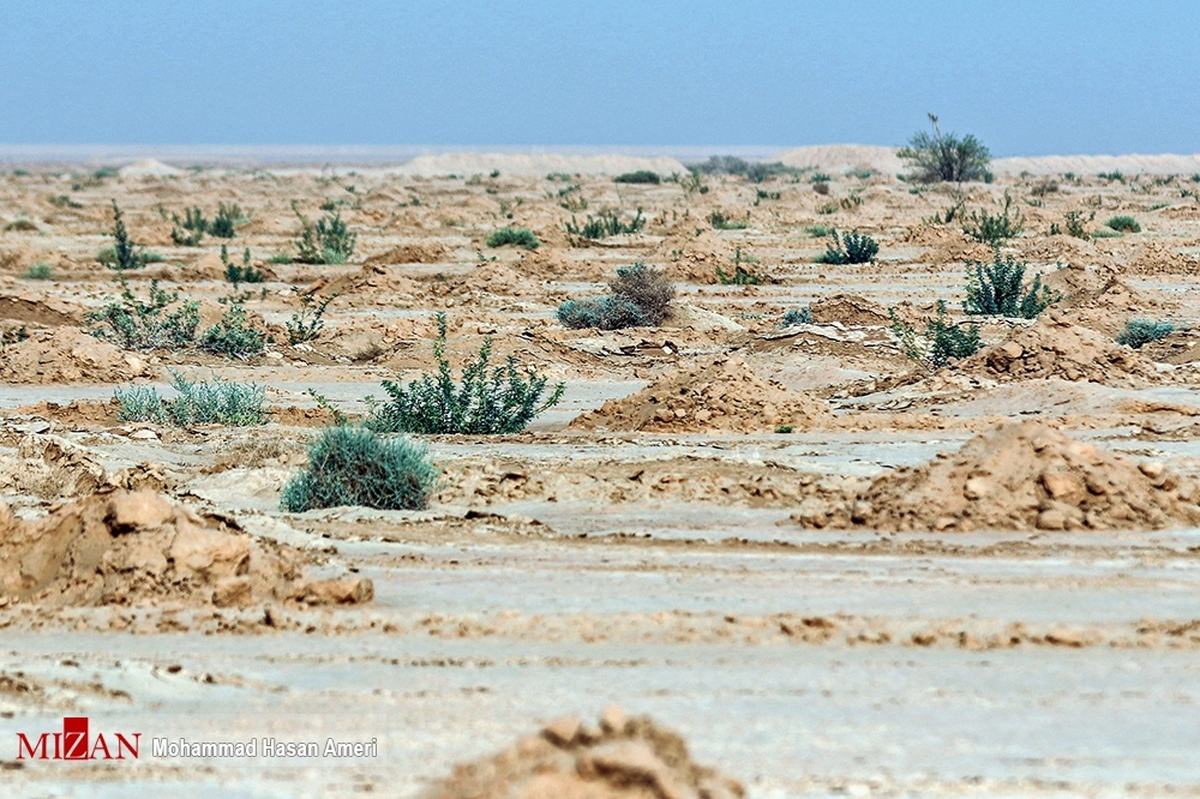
[2,150,1200,796]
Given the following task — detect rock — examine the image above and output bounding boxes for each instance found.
[542,715,582,746]
[295,577,374,605]
[107,489,174,533]
[1041,471,1086,502]
[963,477,991,500]
[599,704,627,735]
[1139,461,1166,479]
[212,577,253,608]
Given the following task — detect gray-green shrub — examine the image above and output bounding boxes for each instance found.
[485,226,540,249]
[814,230,879,264]
[964,252,1060,318]
[890,301,981,370]
[897,114,992,183]
[87,277,199,351]
[294,208,356,264]
[200,302,265,359]
[1116,319,1175,348]
[115,371,265,426]
[1106,215,1141,233]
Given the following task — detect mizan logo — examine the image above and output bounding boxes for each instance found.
[16,717,141,761]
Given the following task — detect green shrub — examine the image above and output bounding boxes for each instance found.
[708,211,748,230]
[105,201,152,270]
[200,302,265,359]
[21,262,53,280]
[267,253,292,264]
[687,156,798,182]
[613,170,660,184]
[963,192,1025,245]
[564,209,645,241]
[171,207,207,246]
[368,313,565,435]
[1116,319,1175,348]
[815,230,879,264]
[890,301,981,370]
[716,247,766,285]
[485,226,540,250]
[557,261,673,329]
[208,202,244,238]
[222,245,264,287]
[1106,215,1141,233]
[280,426,438,512]
[294,208,356,264]
[781,307,812,326]
[87,276,199,351]
[115,371,265,426]
[556,296,647,329]
[897,114,992,183]
[1098,171,1125,183]
[287,293,336,345]
[964,252,1060,318]
[1059,210,1093,239]
[47,194,82,209]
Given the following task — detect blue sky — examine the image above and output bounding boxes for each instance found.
[1,1,1197,155]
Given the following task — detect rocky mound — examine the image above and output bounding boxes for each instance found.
[793,422,1200,532]
[305,263,422,303]
[961,312,1156,386]
[903,225,993,265]
[808,293,891,326]
[571,357,832,433]
[0,434,171,500]
[0,488,372,608]
[1127,242,1200,275]
[424,707,743,799]
[364,242,452,266]
[0,294,83,327]
[0,327,153,384]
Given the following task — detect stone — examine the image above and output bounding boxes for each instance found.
[541,715,581,747]
[107,489,173,534]
[1041,471,1086,502]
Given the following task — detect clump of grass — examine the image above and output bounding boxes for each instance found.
[564,209,645,242]
[280,426,439,512]
[115,371,265,426]
[897,113,992,183]
[890,301,981,370]
[962,191,1025,245]
[4,219,38,232]
[963,252,1060,318]
[814,230,879,264]
[485,226,540,250]
[781,307,812,326]
[267,252,292,264]
[1116,319,1175,348]
[804,225,832,237]
[294,207,356,264]
[200,302,265,359]
[47,194,82,209]
[208,202,244,238]
[368,313,565,435]
[558,262,674,330]
[222,245,264,287]
[613,170,661,184]
[87,276,199,351]
[21,262,53,280]
[1106,215,1141,233]
[708,211,748,230]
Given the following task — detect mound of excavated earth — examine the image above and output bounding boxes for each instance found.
[961,312,1157,386]
[792,421,1200,532]
[0,327,153,384]
[424,707,743,799]
[0,488,372,608]
[571,357,832,433]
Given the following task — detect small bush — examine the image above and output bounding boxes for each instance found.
[964,252,1060,318]
[368,314,565,435]
[280,426,438,512]
[815,230,878,264]
[171,207,207,246]
[890,301,981,370]
[115,371,265,426]
[1098,171,1125,183]
[1106,215,1141,233]
[200,302,265,359]
[485,226,540,250]
[613,170,661,184]
[709,211,748,230]
[22,262,53,280]
[87,276,199,351]
[1060,210,1093,239]
[781,307,812,326]
[963,192,1025,245]
[287,293,336,345]
[47,194,82,209]
[294,208,356,264]
[897,114,992,183]
[716,248,766,285]
[687,156,798,182]
[222,245,264,287]
[208,202,244,238]
[556,296,647,330]
[1116,319,1175,348]
[105,201,151,270]
[609,261,674,325]
[564,209,645,241]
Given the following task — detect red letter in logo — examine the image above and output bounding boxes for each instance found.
[62,717,89,761]
[15,733,50,760]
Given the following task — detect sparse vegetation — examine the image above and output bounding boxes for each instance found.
[1106,215,1141,233]
[115,371,266,426]
[171,207,207,246]
[208,202,244,238]
[200,302,265,359]
[964,252,1060,318]
[781,307,812,326]
[613,170,660,184]
[368,313,565,435]
[890,301,982,370]
[485,226,541,250]
[105,201,153,270]
[287,292,336,345]
[716,247,766,285]
[87,276,199,351]
[294,207,356,264]
[564,209,646,242]
[21,262,53,280]
[222,245,264,287]
[963,192,1025,245]
[280,426,439,512]
[687,156,798,182]
[708,211,748,230]
[1116,319,1175,348]
[557,261,674,330]
[897,114,992,183]
[814,230,879,265]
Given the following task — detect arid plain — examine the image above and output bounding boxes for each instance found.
[2,145,1200,797]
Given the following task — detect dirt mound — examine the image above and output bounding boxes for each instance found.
[657,231,730,283]
[0,434,173,500]
[794,422,1200,532]
[1018,235,1101,269]
[960,312,1156,386]
[808,293,891,326]
[424,707,743,799]
[170,253,279,282]
[306,263,423,302]
[571,357,832,433]
[364,242,452,266]
[1127,242,1200,275]
[458,260,533,294]
[0,327,153,384]
[0,294,83,326]
[903,225,993,265]
[0,488,372,608]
